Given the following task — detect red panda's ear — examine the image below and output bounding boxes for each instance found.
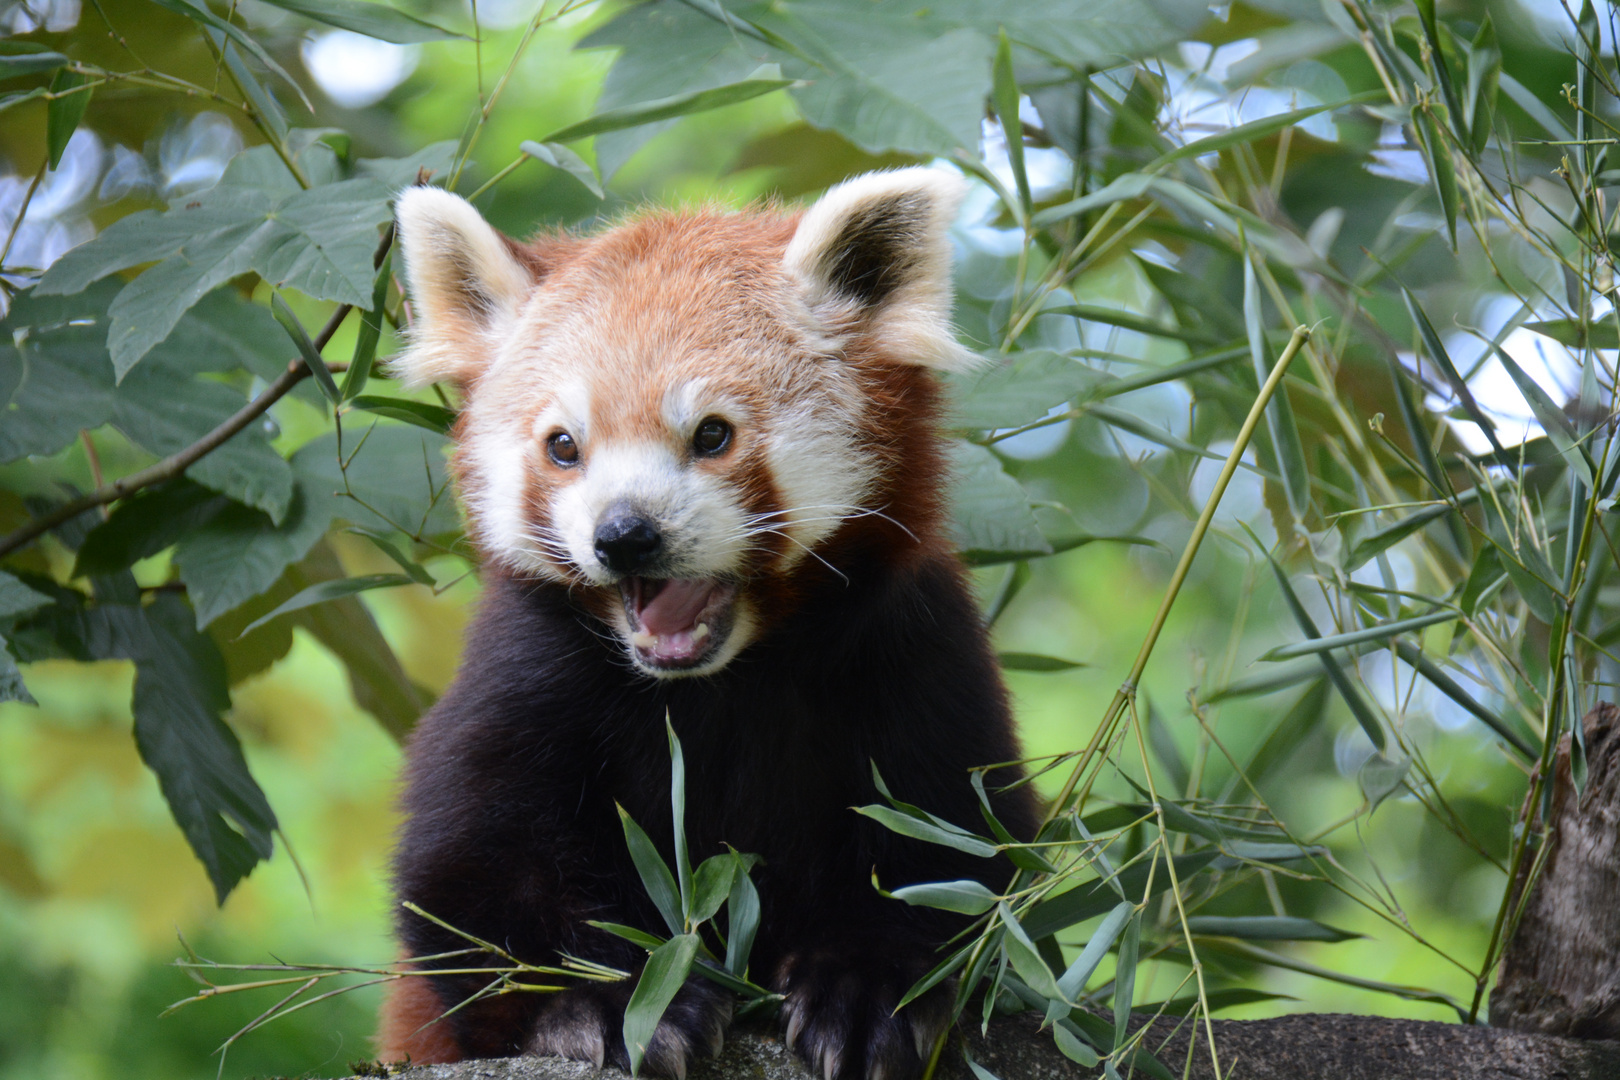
[784,167,981,373]
[391,187,534,390]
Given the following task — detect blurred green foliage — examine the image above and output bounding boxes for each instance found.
[0,0,1614,1075]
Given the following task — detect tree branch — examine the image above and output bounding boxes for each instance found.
[0,228,394,561]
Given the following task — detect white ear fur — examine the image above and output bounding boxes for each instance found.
[391,187,533,389]
[784,167,980,373]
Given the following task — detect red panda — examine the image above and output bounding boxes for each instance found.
[379,169,1038,1080]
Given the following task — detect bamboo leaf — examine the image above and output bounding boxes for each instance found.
[1402,286,1502,455]
[342,251,392,402]
[271,293,340,404]
[618,805,682,937]
[1185,915,1361,942]
[1259,610,1454,661]
[888,879,999,916]
[853,805,998,858]
[623,934,700,1076]
[238,574,413,637]
[251,0,464,44]
[349,395,457,435]
[1244,255,1309,521]
[543,66,792,145]
[998,652,1085,672]
[1482,340,1594,487]
[991,30,1030,218]
[45,69,90,169]
[724,861,760,977]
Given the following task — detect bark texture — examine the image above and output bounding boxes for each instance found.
[1491,701,1620,1039]
[369,1012,1620,1080]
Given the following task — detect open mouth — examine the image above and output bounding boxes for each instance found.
[621,577,737,671]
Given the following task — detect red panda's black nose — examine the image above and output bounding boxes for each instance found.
[594,509,663,574]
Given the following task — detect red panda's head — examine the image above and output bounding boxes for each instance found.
[393,169,977,678]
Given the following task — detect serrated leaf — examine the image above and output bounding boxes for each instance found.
[949,350,1103,431]
[45,69,89,169]
[950,441,1050,564]
[349,395,457,434]
[0,572,52,620]
[0,634,33,705]
[623,934,700,1077]
[37,149,391,376]
[518,141,603,199]
[0,284,293,520]
[73,481,230,577]
[252,0,463,43]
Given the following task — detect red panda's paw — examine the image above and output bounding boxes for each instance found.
[774,948,954,1080]
[526,975,731,1079]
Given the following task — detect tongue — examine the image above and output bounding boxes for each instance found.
[638,578,717,636]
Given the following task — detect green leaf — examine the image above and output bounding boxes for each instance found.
[1221,840,1324,863]
[889,879,999,915]
[623,934,700,1077]
[725,862,760,977]
[589,921,667,951]
[1021,851,1218,940]
[666,719,693,924]
[345,528,435,586]
[1194,938,1461,1015]
[60,595,278,902]
[998,652,1084,672]
[290,426,458,540]
[1259,609,1454,661]
[518,141,603,199]
[1112,912,1140,1048]
[0,634,33,705]
[1262,551,1387,752]
[0,284,294,521]
[1184,916,1360,942]
[688,855,739,927]
[1132,988,1296,1015]
[949,350,1103,431]
[272,293,341,403]
[853,805,998,858]
[1392,640,1535,759]
[0,42,69,78]
[1055,900,1132,1002]
[991,30,1030,218]
[73,481,230,577]
[342,251,392,402]
[349,395,457,435]
[1244,257,1309,522]
[149,0,310,109]
[543,66,792,145]
[45,68,89,168]
[950,441,1050,564]
[1401,286,1501,456]
[1346,503,1452,569]
[0,572,52,621]
[619,804,683,938]
[251,0,464,43]
[37,149,391,376]
[1148,92,1381,168]
[1483,340,1594,486]
[1465,15,1500,154]
[238,574,412,637]
[999,901,1064,1001]
[1052,1022,1101,1067]
[1357,751,1411,812]
[174,477,334,628]
[1413,104,1458,249]
[284,540,427,742]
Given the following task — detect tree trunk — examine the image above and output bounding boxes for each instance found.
[1491,701,1620,1039]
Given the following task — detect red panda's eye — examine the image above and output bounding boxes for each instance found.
[693,417,732,456]
[547,431,579,467]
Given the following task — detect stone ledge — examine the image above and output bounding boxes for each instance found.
[372,1012,1620,1080]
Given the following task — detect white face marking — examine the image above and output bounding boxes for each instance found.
[550,440,752,586]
